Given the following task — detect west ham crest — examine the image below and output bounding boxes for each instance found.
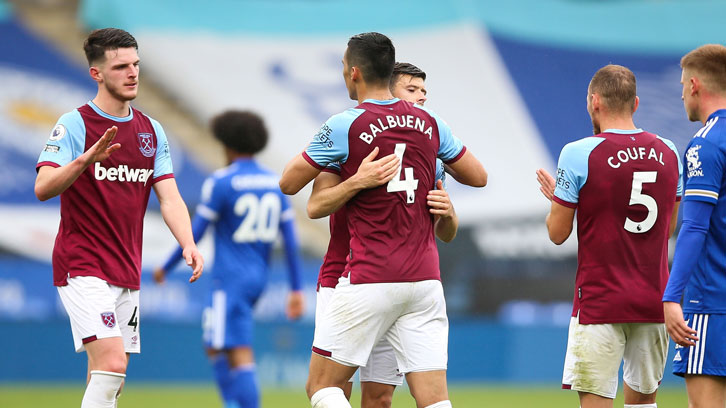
[137,133,156,157]
[101,312,117,328]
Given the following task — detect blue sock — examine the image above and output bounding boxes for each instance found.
[211,356,238,408]
[230,364,259,408]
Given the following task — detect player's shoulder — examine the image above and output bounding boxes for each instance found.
[52,109,85,140]
[654,134,679,153]
[695,114,726,145]
[562,136,606,155]
[326,107,366,128]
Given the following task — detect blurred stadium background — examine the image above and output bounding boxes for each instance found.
[1,0,723,406]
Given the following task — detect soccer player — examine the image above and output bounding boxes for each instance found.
[34,28,203,408]
[279,32,487,408]
[538,64,682,408]
[154,110,305,408]
[662,44,726,407]
[308,61,459,408]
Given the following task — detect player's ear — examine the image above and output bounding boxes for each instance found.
[632,96,639,114]
[690,76,700,96]
[350,66,361,82]
[89,66,103,83]
[591,93,601,111]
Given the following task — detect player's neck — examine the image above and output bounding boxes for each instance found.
[356,84,394,105]
[598,116,636,132]
[92,93,131,118]
[698,95,726,124]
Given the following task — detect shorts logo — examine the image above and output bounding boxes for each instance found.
[137,133,156,157]
[131,335,138,345]
[101,312,117,328]
[49,124,66,141]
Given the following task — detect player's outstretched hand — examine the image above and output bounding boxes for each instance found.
[427,179,454,219]
[286,290,305,320]
[82,126,122,166]
[152,267,166,284]
[353,147,400,189]
[183,246,204,283]
[536,168,556,201]
[664,301,698,347]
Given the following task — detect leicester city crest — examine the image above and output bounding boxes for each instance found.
[137,133,156,157]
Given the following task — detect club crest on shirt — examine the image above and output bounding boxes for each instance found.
[101,312,117,328]
[137,133,156,157]
[686,145,703,177]
[49,124,66,141]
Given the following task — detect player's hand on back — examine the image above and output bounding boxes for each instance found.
[352,146,400,189]
[427,179,454,219]
[286,290,305,320]
[663,301,698,347]
[80,126,122,166]
[183,246,204,283]
[536,168,556,201]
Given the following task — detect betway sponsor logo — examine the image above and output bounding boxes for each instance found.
[95,162,154,185]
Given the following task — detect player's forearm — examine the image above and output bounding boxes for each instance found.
[159,196,197,250]
[35,158,92,201]
[446,150,487,187]
[307,177,363,219]
[434,212,458,243]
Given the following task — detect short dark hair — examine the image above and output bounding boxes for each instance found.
[390,62,426,89]
[83,28,138,66]
[589,64,637,113]
[346,32,395,86]
[210,110,268,155]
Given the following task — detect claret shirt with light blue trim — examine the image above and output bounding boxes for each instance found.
[553,129,681,324]
[36,102,175,289]
[303,98,466,284]
[663,109,726,313]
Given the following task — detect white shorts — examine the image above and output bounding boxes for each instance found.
[313,276,448,374]
[314,287,404,386]
[562,315,668,398]
[57,276,140,354]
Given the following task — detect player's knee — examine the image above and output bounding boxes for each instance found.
[362,393,393,408]
[96,355,128,374]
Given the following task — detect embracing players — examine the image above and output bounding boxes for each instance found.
[280,32,486,408]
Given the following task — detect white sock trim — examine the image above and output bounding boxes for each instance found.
[310,387,350,408]
[424,401,452,408]
[90,370,126,378]
[624,404,656,408]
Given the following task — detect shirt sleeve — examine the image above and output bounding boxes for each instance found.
[303,109,362,170]
[435,159,446,188]
[195,175,224,221]
[662,199,714,302]
[683,138,724,204]
[279,193,302,291]
[552,138,604,208]
[37,110,86,169]
[150,118,174,179]
[658,136,684,199]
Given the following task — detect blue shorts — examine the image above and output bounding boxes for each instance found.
[202,284,262,350]
[673,313,726,377]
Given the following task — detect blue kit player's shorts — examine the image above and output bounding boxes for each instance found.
[673,313,726,377]
[202,283,264,350]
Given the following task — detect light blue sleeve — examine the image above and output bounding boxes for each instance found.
[658,136,683,198]
[150,118,174,178]
[37,110,86,167]
[435,159,446,188]
[413,105,464,162]
[682,138,724,204]
[553,137,605,205]
[304,109,363,169]
[195,175,224,221]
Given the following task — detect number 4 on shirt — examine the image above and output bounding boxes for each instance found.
[387,143,419,203]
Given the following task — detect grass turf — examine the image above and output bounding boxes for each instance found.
[0,384,689,407]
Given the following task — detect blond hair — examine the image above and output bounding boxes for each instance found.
[681,44,726,94]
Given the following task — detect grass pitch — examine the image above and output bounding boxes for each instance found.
[0,384,688,407]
